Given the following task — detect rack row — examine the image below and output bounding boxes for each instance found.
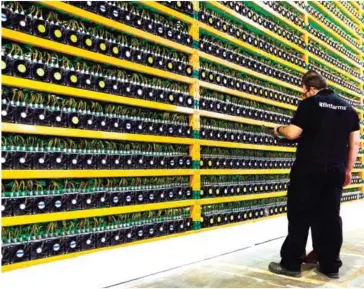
[1,0,363,272]
[3,193,363,270]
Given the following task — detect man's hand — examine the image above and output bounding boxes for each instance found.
[274,126,280,137]
[343,169,352,187]
[273,125,302,140]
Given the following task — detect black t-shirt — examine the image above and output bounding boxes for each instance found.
[291,89,360,166]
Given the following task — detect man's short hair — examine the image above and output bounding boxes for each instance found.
[301,70,328,90]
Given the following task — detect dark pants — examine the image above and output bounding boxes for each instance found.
[280,162,345,273]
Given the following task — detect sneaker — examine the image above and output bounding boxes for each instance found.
[268,262,301,277]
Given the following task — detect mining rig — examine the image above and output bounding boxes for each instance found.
[1,1,363,271]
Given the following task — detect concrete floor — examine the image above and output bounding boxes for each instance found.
[110,229,364,288]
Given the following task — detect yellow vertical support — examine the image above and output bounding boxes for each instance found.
[189,50,200,71]
[359,0,363,198]
[188,14,201,227]
[192,1,199,12]
[360,83,364,197]
[189,20,200,42]
[360,4,363,93]
[303,4,309,67]
[190,198,201,223]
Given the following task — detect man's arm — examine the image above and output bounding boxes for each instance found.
[274,99,310,140]
[344,130,361,186]
[274,125,303,140]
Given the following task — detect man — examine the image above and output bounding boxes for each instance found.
[268,70,361,279]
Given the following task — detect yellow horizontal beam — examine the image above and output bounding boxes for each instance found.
[2,190,292,226]
[2,29,193,85]
[199,22,306,73]
[198,213,286,233]
[1,123,298,152]
[308,52,362,84]
[308,33,361,69]
[349,1,360,11]
[2,76,194,115]
[308,14,361,55]
[1,230,197,272]
[200,169,291,175]
[200,51,302,92]
[2,123,195,145]
[199,139,296,152]
[312,1,360,39]
[199,81,298,111]
[208,1,306,54]
[334,1,362,25]
[199,191,287,205]
[353,168,364,172]
[286,1,307,15]
[200,198,364,234]
[42,2,194,54]
[252,1,306,34]
[199,110,278,128]
[327,80,362,99]
[2,170,195,180]
[345,183,364,189]
[2,198,362,272]
[140,1,194,24]
[2,200,196,227]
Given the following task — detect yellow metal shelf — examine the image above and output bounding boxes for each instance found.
[1,123,298,152]
[2,0,364,273]
[199,110,278,128]
[345,183,364,189]
[208,1,306,54]
[350,1,360,11]
[353,168,364,172]
[11,199,364,273]
[199,22,306,73]
[2,76,195,115]
[42,2,194,54]
[2,29,193,85]
[252,1,306,34]
[286,2,306,15]
[2,190,291,226]
[199,81,298,111]
[140,1,195,24]
[198,213,286,233]
[199,139,296,152]
[312,1,361,40]
[308,52,362,84]
[1,230,197,272]
[200,169,291,175]
[200,51,302,92]
[199,191,287,205]
[308,14,361,55]
[5,200,363,272]
[2,170,195,180]
[2,200,196,227]
[2,123,195,145]
[334,1,362,26]
[326,80,363,99]
[308,33,362,69]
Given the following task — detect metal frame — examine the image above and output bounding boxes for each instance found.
[1,0,364,272]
